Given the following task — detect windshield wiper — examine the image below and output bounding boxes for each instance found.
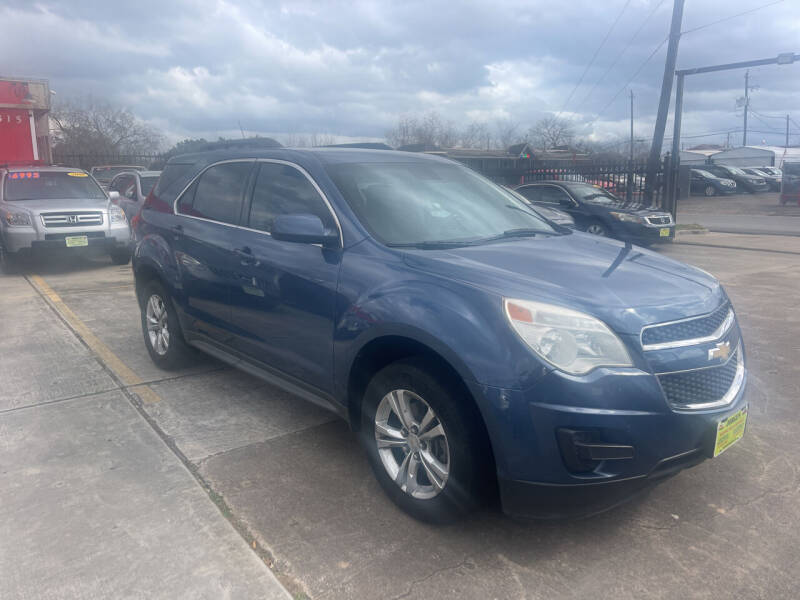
[387,240,478,250]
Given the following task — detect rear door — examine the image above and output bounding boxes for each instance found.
[227,160,341,392]
[173,160,255,342]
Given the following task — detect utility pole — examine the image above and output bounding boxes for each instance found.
[787,114,791,148]
[629,90,635,163]
[627,90,635,202]
[644,0,685,205]
[743,70,750,146]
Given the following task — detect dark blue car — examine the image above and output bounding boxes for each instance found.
[133,149,747,522]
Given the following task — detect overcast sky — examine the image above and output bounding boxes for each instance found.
[2,0,799,149]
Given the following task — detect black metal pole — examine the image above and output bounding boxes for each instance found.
[644,0,685,205]
[669,73,684,218]
[743,70,749,146]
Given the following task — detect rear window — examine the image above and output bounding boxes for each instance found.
[4,171,106,201]
[91,166,144,180]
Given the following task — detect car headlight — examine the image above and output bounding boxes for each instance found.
[609,212,644,224]
[4,211,32,227]
[109,205,127,224]
[504,298,633,375]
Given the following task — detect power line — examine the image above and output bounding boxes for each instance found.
[574,0,667,114]
[557,0,632,117]
[751,112,783,132]
[585,36,669,128]
[681,0,785,35]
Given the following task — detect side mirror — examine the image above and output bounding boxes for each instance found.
[272,214,339,247]
[559,198,573,207]
[108,190,120,201]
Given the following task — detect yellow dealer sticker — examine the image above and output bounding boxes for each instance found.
[713,406,747,457]
[67,172,88,177]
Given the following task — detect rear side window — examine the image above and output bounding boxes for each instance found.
[516,186,540,202]
[247,163,334,233]
[177,161,252,225]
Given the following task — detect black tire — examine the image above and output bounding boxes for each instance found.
[0,239,18,274]
[584,221,608,237]
[140,280,193,370]
[360,357,493,524]
[110,248,132,265]
[704,185,717,197]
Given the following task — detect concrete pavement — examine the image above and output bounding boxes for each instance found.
[0,260,291,600]
[2,238,799,599]
[677,192,800,236]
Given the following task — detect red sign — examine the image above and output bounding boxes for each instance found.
[0,109,36,163]
[0,79,49,110]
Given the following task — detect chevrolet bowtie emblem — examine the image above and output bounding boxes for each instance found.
[708,341,731,361]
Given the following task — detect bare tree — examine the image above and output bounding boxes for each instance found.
[386,114,419,147]
[51,97,164,157]
[527,116,575,150]
[386,112,459,148]
[460,121,493,150]
[494,119,521,151]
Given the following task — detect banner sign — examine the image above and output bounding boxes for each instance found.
[0,78,50,110]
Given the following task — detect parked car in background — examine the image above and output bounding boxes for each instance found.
[781,162,800,205]
[690,169,737,197]
[514,181,674,244]
[704,165,769,193]
[758,166,782,178]
[108,170,161,226]
[0,166,132,271]
[504,187,575,228]
[132,148,746,523]
[90,165,147,190]
[741,167,781,191]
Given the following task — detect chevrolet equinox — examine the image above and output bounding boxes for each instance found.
[132,149,747,522]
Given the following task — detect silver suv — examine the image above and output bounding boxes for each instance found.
[0,166,132,271]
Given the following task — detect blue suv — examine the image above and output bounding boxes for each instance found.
[133,149,747,523]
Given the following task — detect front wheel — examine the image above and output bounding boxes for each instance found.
[0,243,18,274]
[140,280,193,370]
[704,185,717,197]
[360,358,493,524]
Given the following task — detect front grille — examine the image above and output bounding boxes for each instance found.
[646,215,672,225]
[642,302,731,348]
[44,232,105,241]
[658,346,742,409]
[41,211,103,228]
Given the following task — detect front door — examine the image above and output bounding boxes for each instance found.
[228,161,341,393]
[172,160,254,342]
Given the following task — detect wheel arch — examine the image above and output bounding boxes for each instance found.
[345,334,498,491]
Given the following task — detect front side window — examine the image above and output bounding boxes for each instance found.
[247,163,335,233]
[4,171,106,201]
[177,161,252,225]
[327,161,556,246]
[537,186,572,205]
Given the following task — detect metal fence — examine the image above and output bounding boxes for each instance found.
[52,153,166,171]
[453,156,672,209]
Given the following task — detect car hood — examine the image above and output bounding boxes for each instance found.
[403,232,723,334]
[3,198,110,213]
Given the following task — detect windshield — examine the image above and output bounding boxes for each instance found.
[564,183,621,205]
[140,176,159,197]
[3,171,107,201]
[327,161,557,246]
[723,166,746,176]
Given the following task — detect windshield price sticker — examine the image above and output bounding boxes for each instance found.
[9,172,40,179]
[67,172,88,177]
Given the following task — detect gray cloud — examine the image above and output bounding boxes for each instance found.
[2,0,799,147]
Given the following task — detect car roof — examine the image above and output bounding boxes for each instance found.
[168,147,454,168]
[516,180,567,187]
[111,170,161,179]
[91,165,146,169]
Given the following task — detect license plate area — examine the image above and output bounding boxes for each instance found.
[659,227,671,237]
[713,405,747,457]
[65,235,89,248]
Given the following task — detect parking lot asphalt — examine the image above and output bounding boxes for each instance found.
[678,192,800,236]
[2,236,799,600]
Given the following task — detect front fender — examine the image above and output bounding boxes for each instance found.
[334,277,548,395]
[133,231,182,306]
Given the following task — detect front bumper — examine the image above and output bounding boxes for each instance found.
[470,326,747,519]
[612,221,675,244]
[3,226,130,254]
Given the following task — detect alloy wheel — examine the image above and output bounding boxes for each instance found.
[374,389,450,500]
[146,294,170,355]
[704,185,716,197]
